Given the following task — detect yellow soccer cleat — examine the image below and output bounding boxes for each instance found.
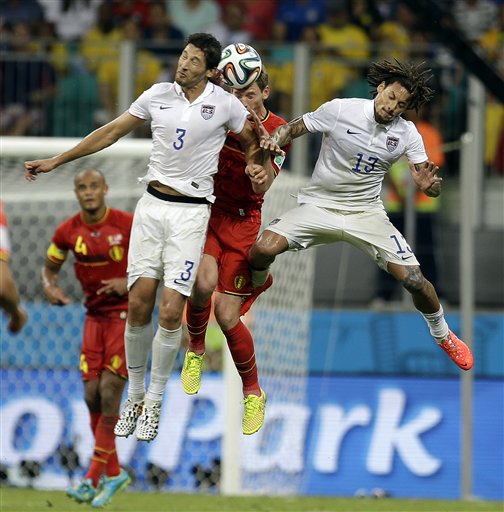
[242,389,267,435]
[181,351,204,395]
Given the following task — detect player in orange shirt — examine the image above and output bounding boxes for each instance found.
[0,201,27,333]
[181,71,291,435]
[42,169,133,507]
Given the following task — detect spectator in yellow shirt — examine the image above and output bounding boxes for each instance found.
[80,2,122,73]
[307,3,370,109]
[97,17,163,122]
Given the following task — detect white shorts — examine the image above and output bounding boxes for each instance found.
[127,191,211,295]
[266,203,419,271]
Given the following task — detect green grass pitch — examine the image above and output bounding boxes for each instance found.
[0,488,502,512]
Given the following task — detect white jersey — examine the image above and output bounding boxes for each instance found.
[300,98,427,211]
[129,81,248,201]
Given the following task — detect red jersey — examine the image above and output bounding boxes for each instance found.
[47,208,133,315]
[213,110,290,223]
[0,201,10,262]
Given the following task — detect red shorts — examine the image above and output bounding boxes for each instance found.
[81,312,128,381]
[204,211,260,296]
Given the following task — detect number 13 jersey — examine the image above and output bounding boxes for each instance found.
[300,98,427,211]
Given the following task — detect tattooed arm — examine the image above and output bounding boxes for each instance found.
[260,116,309,152]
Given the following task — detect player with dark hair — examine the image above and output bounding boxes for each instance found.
[26,33,281,443]
[181,70,290,435]
[0,201,27,333]
[42,169,133,507]
[249,59,474,371]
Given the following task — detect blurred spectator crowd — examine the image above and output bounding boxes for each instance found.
[0,0,502,174]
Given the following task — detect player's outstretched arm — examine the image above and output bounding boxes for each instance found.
[25,112,145,181]
[260,116,309,151]
[409,160,442,197]
[0,260,28,333]
[41,259,70,306]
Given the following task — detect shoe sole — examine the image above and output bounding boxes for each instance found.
[114,426,137,438]
[66,492,93,504]
[243,425,263,435]
[136,433,158,442]
[91,477,131,508]
[181,382,200,395]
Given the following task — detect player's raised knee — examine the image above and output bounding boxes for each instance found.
[401,266,425,293]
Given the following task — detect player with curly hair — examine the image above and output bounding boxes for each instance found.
[248,59,473,371]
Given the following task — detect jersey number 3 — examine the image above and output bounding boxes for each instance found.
[173,128,187,150]
[174,260,194,285]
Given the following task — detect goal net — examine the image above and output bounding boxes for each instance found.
[1,137,314,495]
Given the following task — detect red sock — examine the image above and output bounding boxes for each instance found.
[106,450,121,478]
[85,415,119,486]
[90,411,101,434]
[224,321,260,396]
[186,300,212,354]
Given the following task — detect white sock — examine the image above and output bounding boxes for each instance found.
[125,322,153,401]
[145,325,182,405]
[251,267,269,289]
[421,305,449,342]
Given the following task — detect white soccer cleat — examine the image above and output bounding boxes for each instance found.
[114,398,143,437]
[136,401,162,442]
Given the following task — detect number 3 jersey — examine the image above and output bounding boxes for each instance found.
[47,208,133,315]
[129,81,248,201]
[300,98,428,211]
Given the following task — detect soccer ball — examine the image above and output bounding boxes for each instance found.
[218,43,262,90]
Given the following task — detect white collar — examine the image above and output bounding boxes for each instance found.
[363,99,395,132]
[174,80,214,102]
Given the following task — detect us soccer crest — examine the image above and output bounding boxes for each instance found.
[201,104,215,120]
[386,136,399,153]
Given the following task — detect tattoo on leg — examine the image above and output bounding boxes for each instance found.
[402,266,424,294]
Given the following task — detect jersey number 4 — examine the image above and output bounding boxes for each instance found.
[74,236,88,255]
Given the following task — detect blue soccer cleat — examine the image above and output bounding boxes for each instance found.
[91,468,131,508]
[66,478,96,503]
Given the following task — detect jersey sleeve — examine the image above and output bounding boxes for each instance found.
[302,99,341,134]
[226,94,248,134]
[129,85,155,121]
[405,122,428,164]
